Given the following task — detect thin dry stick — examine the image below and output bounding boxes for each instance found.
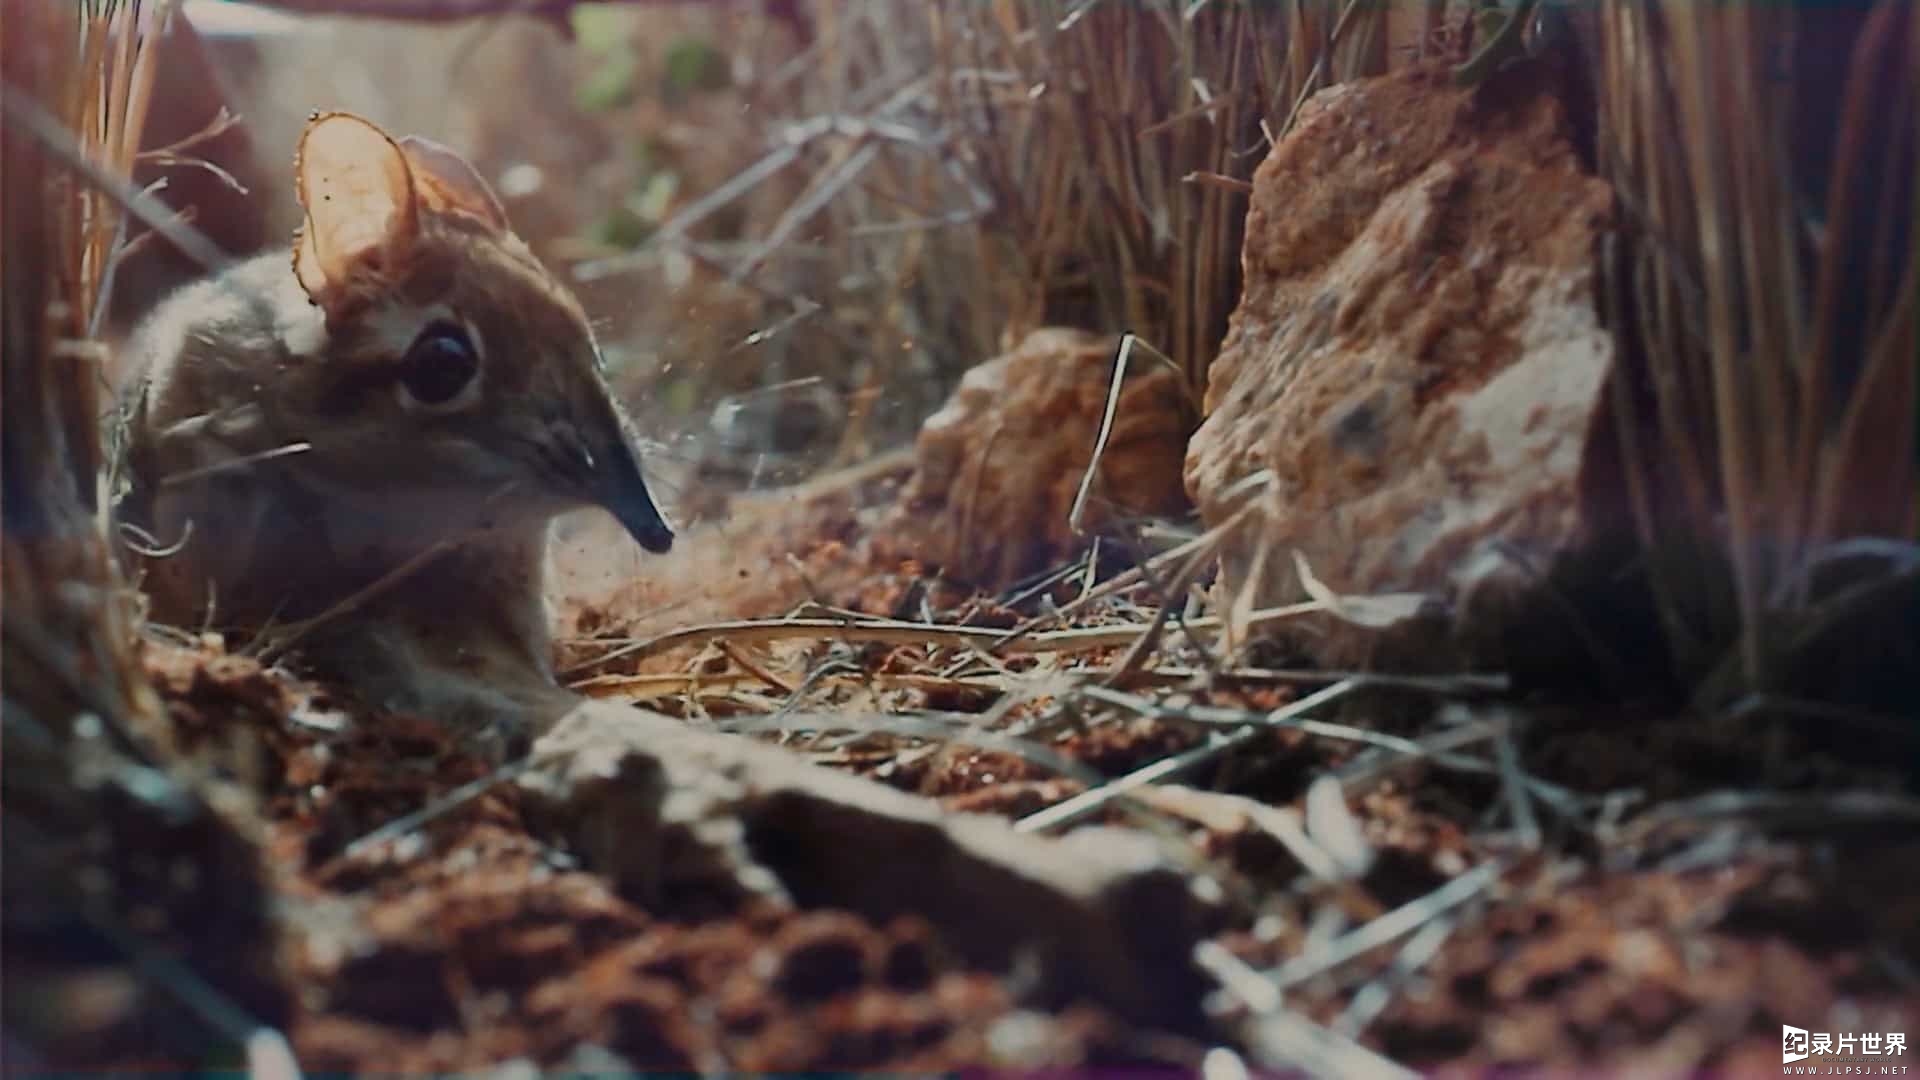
[1182,170,1254,194]
[1016,678,1362,833]
[1325,719,1575,811]
[1268,858,1506,992]
[986,500,1256,655]
[573,144,803,281]
[159,442,312,488]
[0,89,228,271]
[1486,706,1541,850]
[1102,529,1219,685]
[1067,333,1141,535]
[239,0,771,28]
[1334,907,1467,1037]
[1084,682,1506,767]
[1605,788,1920,852]
[339,758,538,860]
[1196,941,1422,1080]
[565,599,1329,678]
[1144,666,1508,693]
[573,663,1506,701]
[250,538,462,662]
[1133,783,1345,880]
[1277,0,1370,136]
[716,639,798,695]
[733,139,882,283]
[1101,685,1587,815]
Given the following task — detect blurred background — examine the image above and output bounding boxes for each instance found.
[123,1,889,465]
[8,1,1918,1072]
[104,0,1378,621]
[60,0,1920,727]
[120,0,1284,494]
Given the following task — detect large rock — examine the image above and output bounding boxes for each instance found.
[881,328,1190,589]
[1184,62,1615,666]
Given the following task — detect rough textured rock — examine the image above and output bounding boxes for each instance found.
[880,328,1190,589]
[519,702,1216,1028]
[1183,61,1615,666]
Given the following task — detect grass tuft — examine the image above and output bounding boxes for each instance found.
[1598,1,1918,709]
[908,0,1389,398]
[3,0,291,1062]
[2,0,169,751]
[575,0,1391,450]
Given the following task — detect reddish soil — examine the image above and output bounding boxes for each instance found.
[117,633,1172,1074]
[19,479,1920,1073]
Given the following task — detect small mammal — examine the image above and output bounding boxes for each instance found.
[118,111,674,753]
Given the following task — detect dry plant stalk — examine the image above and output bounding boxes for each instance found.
[3,0,171,751]
[606,1,1390,444]
[1598,1,1918,701]
[925,0,1389,395]
[3,0,289,1063]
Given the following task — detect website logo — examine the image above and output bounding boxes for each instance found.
[1781,1024,1909,1071]
[1786,1026,1811,1065]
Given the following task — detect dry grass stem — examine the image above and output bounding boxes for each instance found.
[5,0,289,1059]
[1601,2,1918,703]
[1067,334,1144,536]
[1196,941,1422,1080]
[1016,678,1364,834]
[565,600,1330,678]
[1269,858,1506,993]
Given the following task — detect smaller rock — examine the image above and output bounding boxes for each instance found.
[878,328,1191,589]
[518,701,1220,1027]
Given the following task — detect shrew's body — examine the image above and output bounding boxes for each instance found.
[119,112,673,749]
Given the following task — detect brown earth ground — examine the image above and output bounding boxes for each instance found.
[23,466,1914,1074]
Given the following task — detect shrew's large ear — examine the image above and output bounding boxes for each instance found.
[292,111,418,306]
[399,134,508,233]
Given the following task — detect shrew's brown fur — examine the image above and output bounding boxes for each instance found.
[119,112,672,753]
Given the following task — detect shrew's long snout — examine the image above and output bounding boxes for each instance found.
[595,433,675,554]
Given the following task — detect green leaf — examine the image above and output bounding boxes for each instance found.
[569,7,630,56]
[1452,0,1540,87]
[593,204,653,250]
[662,36,730,100]
[635,172,681,223]
[577,46,640,112]
[630,136,660,176]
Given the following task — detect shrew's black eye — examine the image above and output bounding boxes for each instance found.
[399,322,479,409]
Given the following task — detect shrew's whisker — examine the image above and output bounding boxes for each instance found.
[159,442,312,487]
